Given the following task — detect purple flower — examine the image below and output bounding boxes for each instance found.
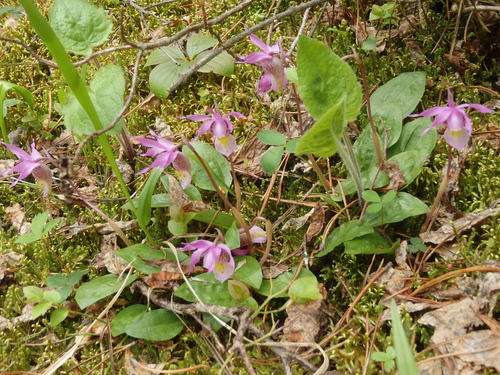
[409,90,493,150]
[179,239,235,282]
[240,34,288,94]
[181,109,245,156]
[239,225,267,247]
[133,130,191,188]
[1,142,52,196]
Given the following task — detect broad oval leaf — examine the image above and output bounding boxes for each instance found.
[297,36,362,121]
[145,45,185,66]
[186,33,217,58]
[289,276,322,303]
[48,0,112,56]
[364,192,428,226]
[149,61,191,98]
[257,129,287,146]
[182,141,232,191]
[111,304,148,336]
[49,308,69,327]
[295,101,346,157]
[344,233,398,255]
[75,274,137,309]
[260,146,284,175]
[125,309,183,341]
[234,256,262,289]
[175,273,236,306]
[60,64,125,135]
[194,50,235,76]
[319,219,374,257]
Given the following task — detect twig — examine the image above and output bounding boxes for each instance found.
[124,0,171,25]
[462,5,500,13]
[144,0,179,10]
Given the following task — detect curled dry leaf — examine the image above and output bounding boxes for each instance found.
[62,220,137,239]
[91,233,129,274]
[420,205,500,244]
[124,350,164,375]
[305,203,325,242]
[0,252,22,287]
[5,203,31,234]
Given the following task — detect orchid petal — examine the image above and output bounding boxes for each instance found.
[249,34,269,51]
[214,135,237,157]
[457,103,494,113]
[444,128,470,150]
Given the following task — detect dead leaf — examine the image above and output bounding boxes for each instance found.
[62,220,137,238]
[383,162,406,190]
[262,263,289,279]
[167,174,211,212]
[124,350,164,375]
[0,159,15,175]
[305,204,325,242]
[418,268,500,373]
[0,251,21,285]
[5,203,30,234]
[282,207,315,231]
[420,206,500,244]
[91,234,129,274]
[283,285,327,348]
[117,159,134,184]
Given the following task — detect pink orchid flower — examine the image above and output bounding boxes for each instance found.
[240,34,288,94]
[1,142,52,196]
[409,90,493,150]
[179,239,235,282]
[133,130,191,188]
[181,109,245,156]
[239,225,267,247]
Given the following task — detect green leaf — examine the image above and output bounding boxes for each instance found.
[48,0,112,56]
[111,304,148,336]
[0,80,35,142]
[295,101,345,157]
[234,256,262,289]
[183,141,232,191]
[256,268,316,298]
[49,308,69,327]
[257,130,287,146]
[362,190,380,203]
[30,211,49,235]
[285,138,299,153]
[366,203,382,214]
[60,64,125,135]
[47,270,86,289]
[167,219,187,235]
[382,190,397,204]
[228,280,250,301]
[344,233,398,255]
[43,290,63,304]
[136,167,163,228]
[225,222,240,250]
[125,309,183,341]
[260,146,284,175]
[289,276,322,303]
[297,36,362,121]
[194,50,234,76]
[149,60,191,98]
[75,274,137,309]
[193,210,236,229]
[364,192,428,226]
[145,45,185,66]
[370,72,426,147]
[175,273,237,306]
[285,67,298,84]
[32,302,52,320]
[42,218,61,235]
[23,286,44,302]
[361,36,378,51]
[388,117,436,158]
[318,220,374,257]
[117,244,186,275]
[407,237,426,253]
[15,232,42,244]
[186,33,217,58]
[390,300,420,375]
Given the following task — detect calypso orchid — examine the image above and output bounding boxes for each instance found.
[239,225,267,247]
[240,34,288,94]
[133,130,191,188]
[1,142,52,196]
[409,90,493,150]
[179,239,235,282]
[181,109,245,157]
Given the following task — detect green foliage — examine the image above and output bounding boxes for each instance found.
[407,237,426,253]
[257,130,287,146]
[0,80,34,142]
[147,33,234,97]
[344,233,398,255]
[136,167,163,228]
[261,146,285,174]
[75,274,137,309]
[15,211,61,244]
[288,276,322,303]
[183,141,232,191]
[257,129,298,174]
[46,270,86,300]
[111,304,148,336]
[117,243,186,275]
[369,3,398,26]
[296,36,362,121]
[59,64,125,136]
[390,300,420,374]
[48,0,112,56]
[233,256,262,289]
[371,346,396,372]
[224,222,241,250]
[117,308,184,341]
[364,192,428,226]
[319,220,374,257]
[23,286,62,319]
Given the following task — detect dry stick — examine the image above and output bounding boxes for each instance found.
[70,49,144,169]
[410,266,500,297]
[230,309,258,375]
[449,0,465,56]
[0,36,57,67]
[124,0,171,24]
[290,7,311,51]
[144,0,180,10]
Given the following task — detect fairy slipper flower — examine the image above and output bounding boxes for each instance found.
[239,225,267,247]
[180,109,245,156]
[409,90,493,150]
[1,142,52,196]
[240,34,288,94]
[133,130,191,188]
[179,240,235,282]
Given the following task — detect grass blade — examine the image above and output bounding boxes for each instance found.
[390,300,420,375]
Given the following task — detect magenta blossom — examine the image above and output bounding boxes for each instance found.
[240,34,288,94]
[1,142,52,196]
[409,90,493,150]
[181,109,245,156]
[179,239,235,282]
[239,225,267,247]
[133,130,191,188]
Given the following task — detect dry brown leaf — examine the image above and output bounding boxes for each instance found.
[418,268,500,373]
[0,159,15,174]
[305,204,325,242]
[5,203,31,234]
[62,220,137,238]
[283,291,325,348]
[282,207,315,231]
[167,174,211,212]
[124,350,164,375]
[0,251,21,286]
[91,234,129,274]
[420,206,500,244]
[262,263,289,279]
